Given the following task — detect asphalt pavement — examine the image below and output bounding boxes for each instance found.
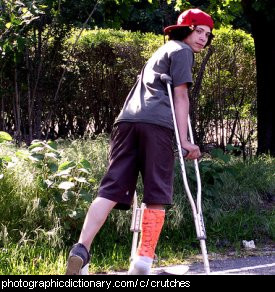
[161,254,275,275]
[106,245,275,275]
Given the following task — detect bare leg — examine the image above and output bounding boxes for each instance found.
[78,197,117,251]
[66,197,116,275]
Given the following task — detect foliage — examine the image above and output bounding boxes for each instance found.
[0,0,74,144]
[0,26,257,156]
[26,139,99,240]
[0,131,12,143]
[0,131,12,179]
[1,139,274,246]
[0,138,274,273]
[193,26,256,157]
[0,0,45,60]
[168,149,274,251]
[0,2,259,154]
[0,27,162,143]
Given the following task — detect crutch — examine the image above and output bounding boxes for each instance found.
[130,191,145,261]
[160,73,211,275]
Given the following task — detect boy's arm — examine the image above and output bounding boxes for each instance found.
[173,83,201,160]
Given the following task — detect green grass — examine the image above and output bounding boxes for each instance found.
[0,243,66,275]
[0,138,274,274]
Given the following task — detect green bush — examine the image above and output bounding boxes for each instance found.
[193,27,256,156]
[1,27,257,154]
[64,29,162,135]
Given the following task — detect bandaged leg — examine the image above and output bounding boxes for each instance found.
[128,208,165,275]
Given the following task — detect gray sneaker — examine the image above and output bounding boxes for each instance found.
[66,243,90,275]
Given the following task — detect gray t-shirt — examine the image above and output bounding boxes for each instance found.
[115,40,194,130]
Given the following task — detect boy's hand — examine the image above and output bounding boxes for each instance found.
[181,141,201,160]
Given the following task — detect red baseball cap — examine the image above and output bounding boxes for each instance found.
[164,8,214,35]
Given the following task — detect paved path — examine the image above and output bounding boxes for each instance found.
[106,247,275,275]
[169,254,275,275]
[154,244,275,275]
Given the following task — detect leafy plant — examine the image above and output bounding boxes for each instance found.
[27,139,95,235]
[0,131,12,179]
[0,132,12,143]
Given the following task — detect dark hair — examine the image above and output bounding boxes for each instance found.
[205,32,214,47]
[167,26,214,47]
[167,27,193,41]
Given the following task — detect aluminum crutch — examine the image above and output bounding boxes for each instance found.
[160,73,211,275]
[130,191,145,261]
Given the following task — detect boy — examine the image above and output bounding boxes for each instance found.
[66,8,214,275]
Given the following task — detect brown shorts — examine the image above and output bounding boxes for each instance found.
[98,122,175,210]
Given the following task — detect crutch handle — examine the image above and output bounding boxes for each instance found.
[160,73,172,84]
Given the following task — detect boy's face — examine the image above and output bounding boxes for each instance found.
[184,25,211,53]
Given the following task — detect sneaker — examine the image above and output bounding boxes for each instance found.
[66,243,90,275]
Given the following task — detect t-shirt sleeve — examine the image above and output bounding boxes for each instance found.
[169,48,194,87]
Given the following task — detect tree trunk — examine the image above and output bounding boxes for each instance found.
[191,46,214,146]
[26,48,33,144]
[0,69,4,130]
[0,94,4,130]
[14,67,22,145]
[253,24,275,155]
[242,0,275,156]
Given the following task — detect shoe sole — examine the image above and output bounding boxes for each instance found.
[66,255,84,275]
